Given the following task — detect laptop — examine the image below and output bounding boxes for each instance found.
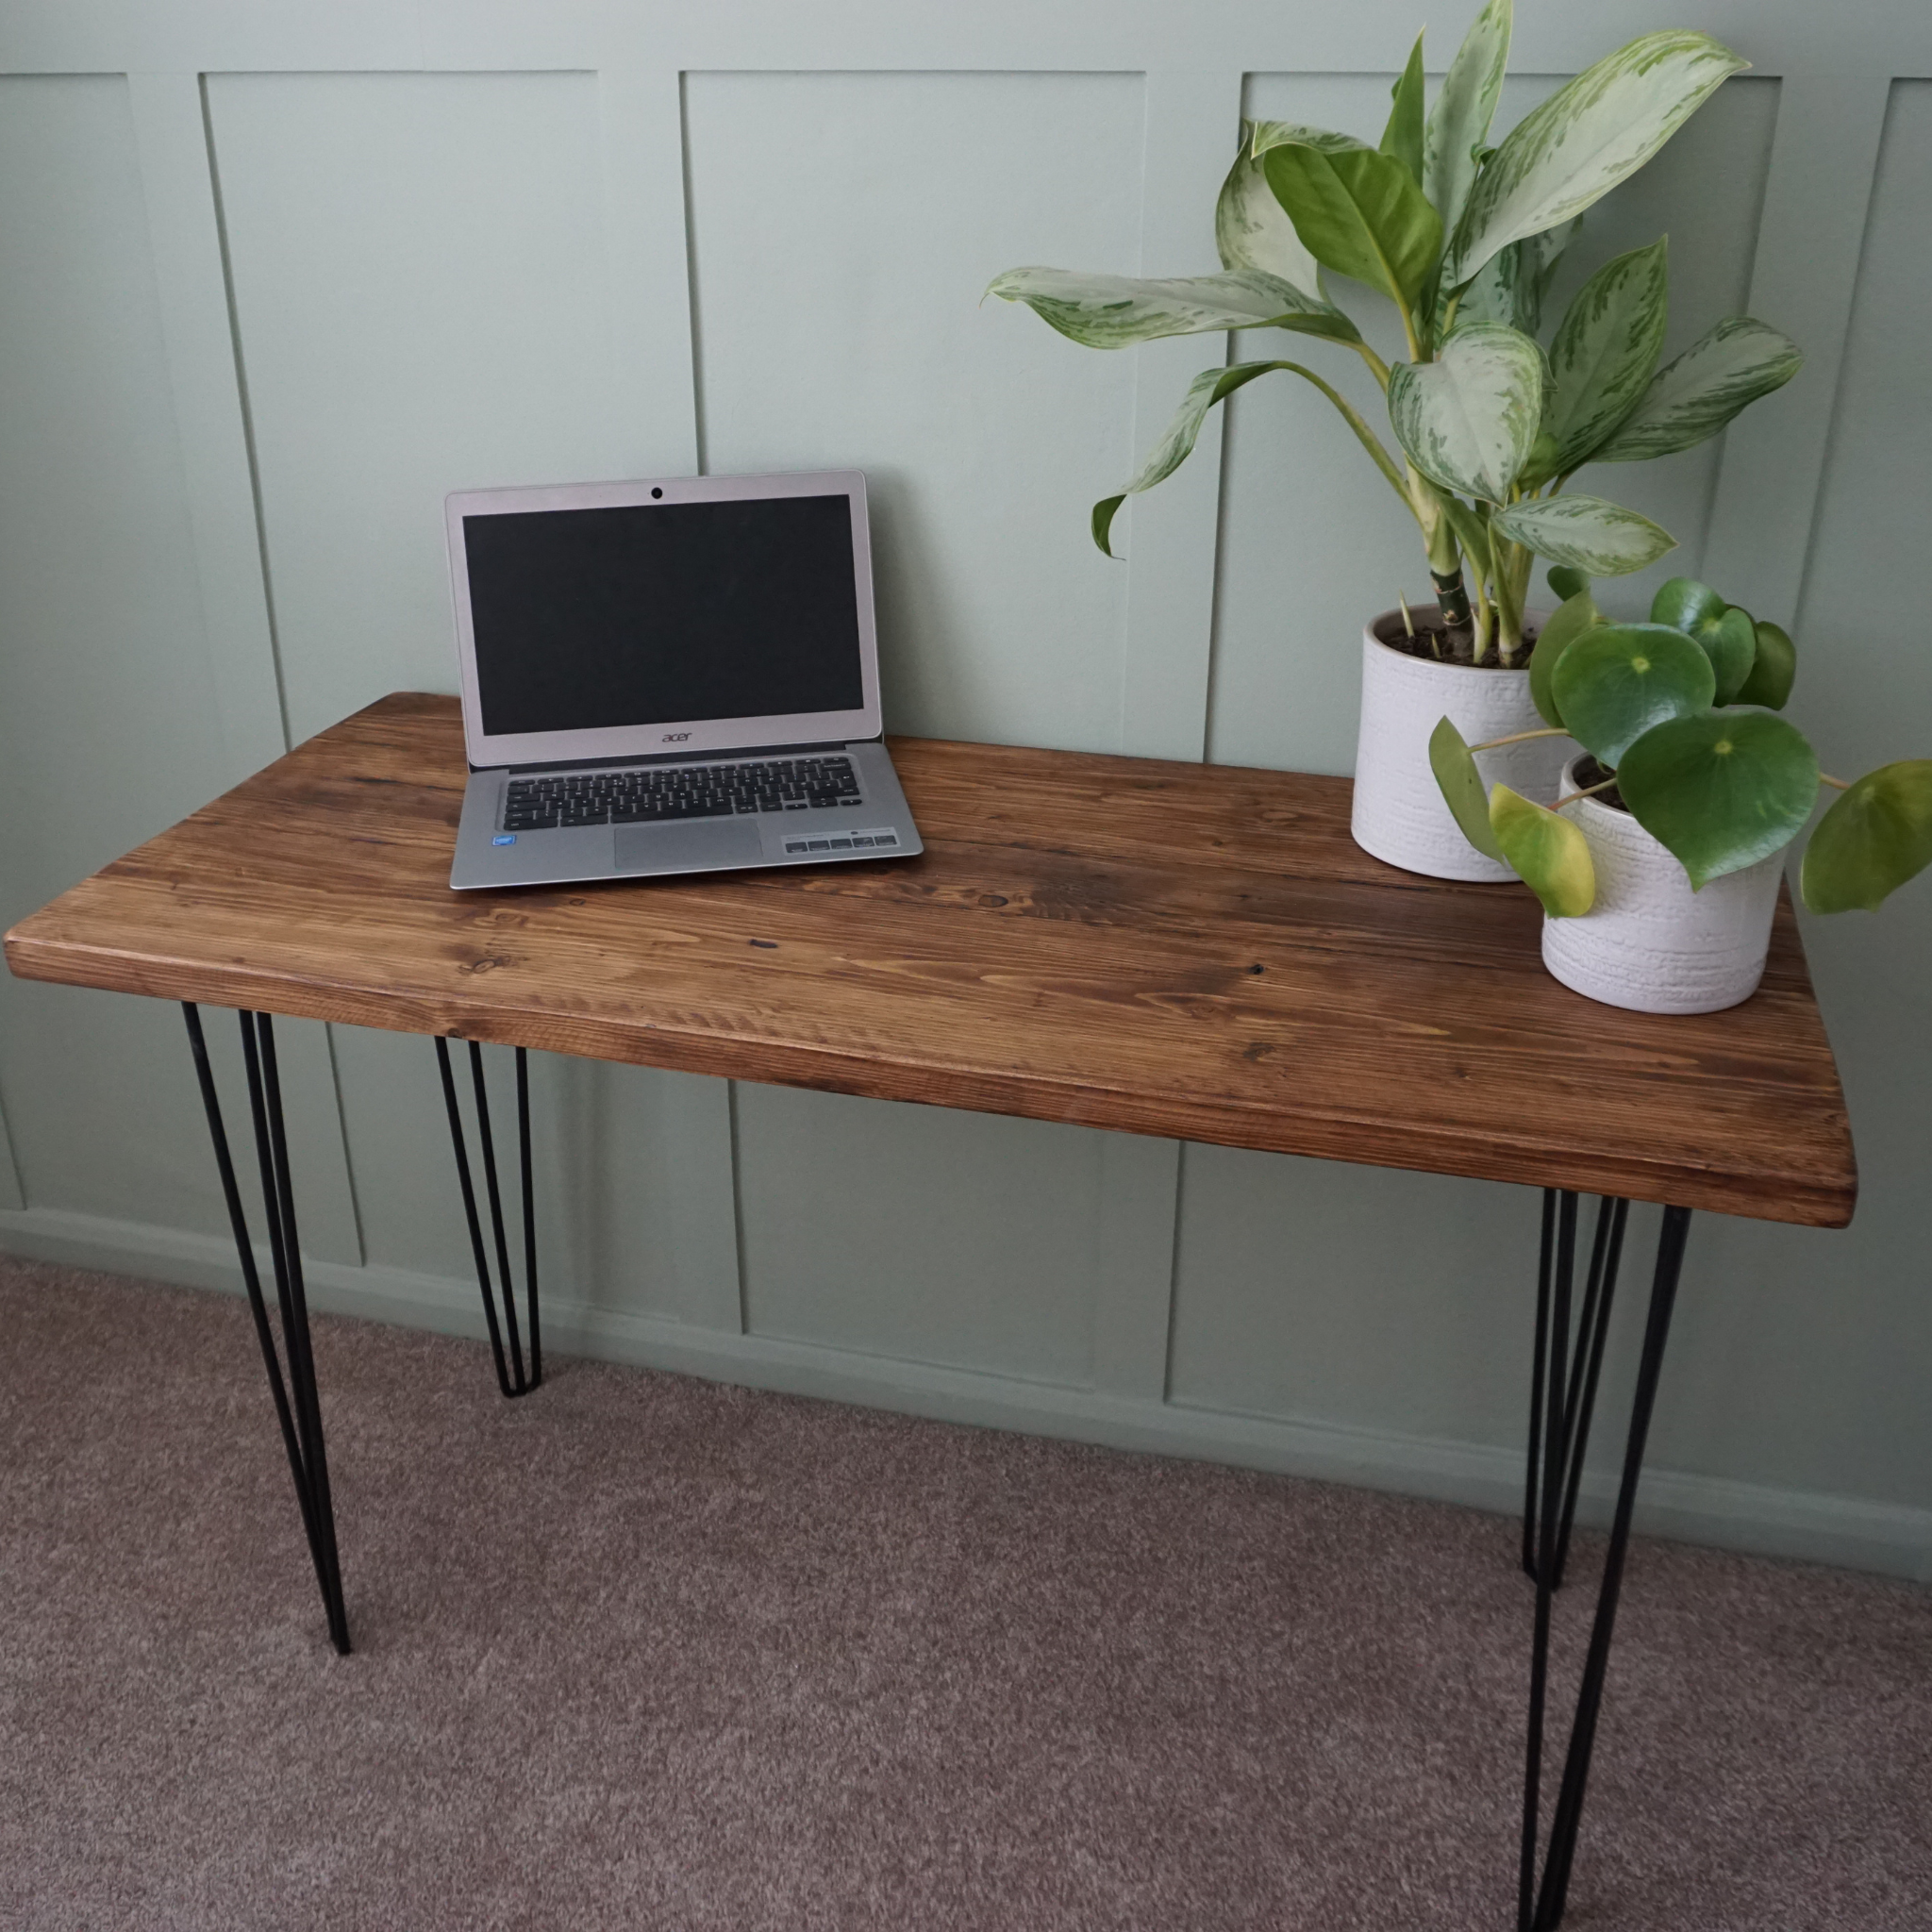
[443,470,924,891]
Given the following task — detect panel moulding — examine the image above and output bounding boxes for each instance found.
[1,1201,1925,1584]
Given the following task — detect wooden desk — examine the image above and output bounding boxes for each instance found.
[5,692,1855,1225]
[4,693,1858,1932]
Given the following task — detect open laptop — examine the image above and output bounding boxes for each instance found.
[444,470,923,891]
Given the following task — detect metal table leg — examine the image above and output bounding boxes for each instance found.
[435,1037,541,1398]
[183,1004,351,1655]
[1518,1189,1689,1930]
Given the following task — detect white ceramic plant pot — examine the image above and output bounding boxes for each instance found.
[1351,607,1573,882]
[1541,758,1785,1015]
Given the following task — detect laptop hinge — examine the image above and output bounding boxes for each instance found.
[491,737,873,776]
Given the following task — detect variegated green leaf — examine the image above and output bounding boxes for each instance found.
[1093,355,1408,556]
[1445,31,1747,286]
[987,265,1359,350]
[1091,360,1305,558]
[1387,322,1544,503]
[1216,130,1325,293]
[1442,219,1579,342]
[1491,493,1675,575]
[1248,121,1369,160]
[1381,34,1427,185]
[1591,317,1802,461]
[1263,142,1443,310]
[1424,0,1512,242]
[1545,240,1670,473]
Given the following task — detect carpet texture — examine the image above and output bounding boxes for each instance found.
[1,1257,1926,1931]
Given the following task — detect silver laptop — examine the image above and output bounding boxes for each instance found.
[444,470,923,891]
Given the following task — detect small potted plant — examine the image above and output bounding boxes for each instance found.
[989,0,1802,881]
[1429,575,1932,1011]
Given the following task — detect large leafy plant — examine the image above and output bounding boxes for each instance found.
[989,0,1801,665]
[1429,574,1932,915]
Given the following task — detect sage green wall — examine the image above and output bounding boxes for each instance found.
[0,5,1925,1584]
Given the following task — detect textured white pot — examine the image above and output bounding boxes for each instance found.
[1351,608,1573,881]
[1541,758,1785,1014]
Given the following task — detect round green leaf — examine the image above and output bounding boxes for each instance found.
[1528,590,1603,728]
[1546,566,1591,603]
[1702,607,1758,705]
[1735,620,1796,709]
[1491,787,1595,916]
[1801,760,1932,913]
[1649,575,1724,632]
[1618,709,1820,890]
[1649,578,1757,702]
[1429,716,1505,860]
[1549,624,1715,766]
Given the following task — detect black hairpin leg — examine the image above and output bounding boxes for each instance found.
[183,1004,350,1655]
[435,1037,541,1398]
[1518,1191,1688,1931]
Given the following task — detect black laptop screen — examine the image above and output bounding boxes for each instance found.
[464,494,865,737]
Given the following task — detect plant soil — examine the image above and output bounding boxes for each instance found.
[1573,755,1631,812]
[1375,616,1539,670]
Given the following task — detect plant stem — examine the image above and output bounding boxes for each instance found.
[1430,568,1473,632]
[1820,773,1851,790]
[1472,726,1570,752]
[1554,775,1620,810]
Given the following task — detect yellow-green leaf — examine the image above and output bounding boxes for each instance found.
[1492,786,1595,916]
[1429,716,1505,860]
[1801,761,1932,913]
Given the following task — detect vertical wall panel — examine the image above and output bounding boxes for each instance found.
[0,76,241,1236]
[204,71,729,1318]
[1637,79,1932,1507]
[689,71,1144,1382]
[737,1086,1104,1387]
[1171,1150,1542,1446]
[204,71,639,742]
[684,69,1143,755]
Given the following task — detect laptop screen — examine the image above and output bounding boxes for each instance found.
[463,493,866,739]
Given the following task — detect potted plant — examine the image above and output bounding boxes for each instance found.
[988,0,1802,881]
[1429,575,1932,1011]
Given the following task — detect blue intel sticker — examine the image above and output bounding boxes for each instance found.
[491,834,517,846]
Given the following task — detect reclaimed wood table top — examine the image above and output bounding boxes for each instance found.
[5,692,1857,1226]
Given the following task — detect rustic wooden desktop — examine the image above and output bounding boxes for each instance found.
[5,691,1857,1932]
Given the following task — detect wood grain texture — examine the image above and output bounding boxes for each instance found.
[5,693,1857,1226]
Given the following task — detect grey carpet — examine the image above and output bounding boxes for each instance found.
[1,1257,1926,1931]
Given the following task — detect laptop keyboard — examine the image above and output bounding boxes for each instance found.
[502,755,862,831]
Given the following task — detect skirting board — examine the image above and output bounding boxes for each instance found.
[5,1202,1928,1588]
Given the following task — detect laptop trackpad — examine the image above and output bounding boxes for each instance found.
[613,819,763,875]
